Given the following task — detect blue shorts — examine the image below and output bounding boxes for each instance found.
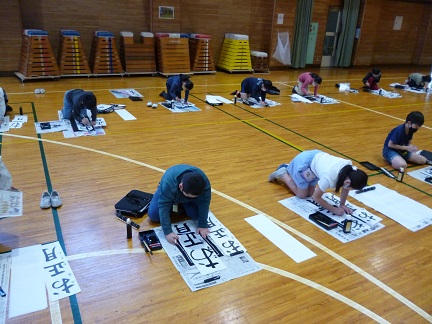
[382,147,411,163]
[286,150,321,189]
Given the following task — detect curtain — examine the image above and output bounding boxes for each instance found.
[334,0,361,67]
[291,0,314,68]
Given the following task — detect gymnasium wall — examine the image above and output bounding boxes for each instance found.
[0,0,431,72]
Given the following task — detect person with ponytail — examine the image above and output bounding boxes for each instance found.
[292,72,322,97]
[268,150,368,216]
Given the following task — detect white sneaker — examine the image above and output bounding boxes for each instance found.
[268,165,289,182]
[152,103,158,109]
[147,101,152,107]
[50,190,63,208]
[40,191,51,209]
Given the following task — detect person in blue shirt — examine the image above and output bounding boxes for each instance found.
[233,77,272,106]
[159,74,194,104]
[61,89,97,126]
[148,164,211,244]
[382,111,427,169]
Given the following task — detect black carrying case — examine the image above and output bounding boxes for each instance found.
[114,190,153,218]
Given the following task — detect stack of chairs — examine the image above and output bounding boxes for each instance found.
[89,31,123,75]
[16,29,60,80]
[189,34,215,74]
[155,33,191,76]
[119,31,156,74]
[217,34,253,73]
[58,30,91,76]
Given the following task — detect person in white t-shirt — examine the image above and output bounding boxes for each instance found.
[268,150,368,216]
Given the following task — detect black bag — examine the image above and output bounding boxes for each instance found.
[115,190,153,218]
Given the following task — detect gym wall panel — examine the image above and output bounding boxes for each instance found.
[0,0,22,72]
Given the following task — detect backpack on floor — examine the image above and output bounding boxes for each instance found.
[114,190,153,218]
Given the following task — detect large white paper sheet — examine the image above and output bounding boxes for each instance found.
[349,184,432,231]
[115,109,136,120]
[245,214,316,263]
[9,245,47,318]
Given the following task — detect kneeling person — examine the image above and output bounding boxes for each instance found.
[61,89,97,126]
[148,164,211,244]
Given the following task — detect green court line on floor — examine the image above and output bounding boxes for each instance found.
[32,101,83,324]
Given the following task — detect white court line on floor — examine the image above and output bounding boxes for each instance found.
[3,133,431,322]
[259,263,390,324]
[276,81,432,131]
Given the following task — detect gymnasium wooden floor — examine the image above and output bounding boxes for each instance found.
[0,67,431,323]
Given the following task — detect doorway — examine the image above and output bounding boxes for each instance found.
[321,8,342,67]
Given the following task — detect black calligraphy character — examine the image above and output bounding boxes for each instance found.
[207,217,217,229]
[190,248,219,268]
[210,228,228,239]
[44,262,66,277]
[43,246,58,262]
[52,278,74,295]
[174,223,192,234]
[222,240,242,254]
[183,232,204,248]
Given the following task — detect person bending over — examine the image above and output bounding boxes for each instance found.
[234,77,272,106]
[61,89,97,126]
[292,72,322,97]
[405,73,431,90]
[269,150,368,216]
[148,164,211,244]
[159,74,194,104]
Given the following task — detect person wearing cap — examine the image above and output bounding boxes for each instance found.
[148,164,211,244]
[233,77,273,106]
[61,89,97,126]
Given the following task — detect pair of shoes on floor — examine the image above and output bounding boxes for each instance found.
[268,164,289,182]
[40,190,63,209]
[35,88,45,94]
[147,101,158,108]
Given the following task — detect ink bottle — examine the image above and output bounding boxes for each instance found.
[397,167,405,182]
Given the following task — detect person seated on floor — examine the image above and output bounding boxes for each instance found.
[404,73,431,90]
[292,72,322,97]
[382,111,427,170]
[232,77,272,106]
[362,67,381,91]
[61,89,97,126]
[0,87,13,122]
[159,74,194,105]
[268,150,368,216]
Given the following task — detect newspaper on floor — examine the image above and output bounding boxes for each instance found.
[159,101,201,113]
[0,190,23,218]
[0,116,11,133]
[370,89,402,98]
[244,97,281,108]
[279,192,384,243]
[389,83,429,94]
[109,89,143,98]
[154,211,260,291]
[407,166,432,185]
